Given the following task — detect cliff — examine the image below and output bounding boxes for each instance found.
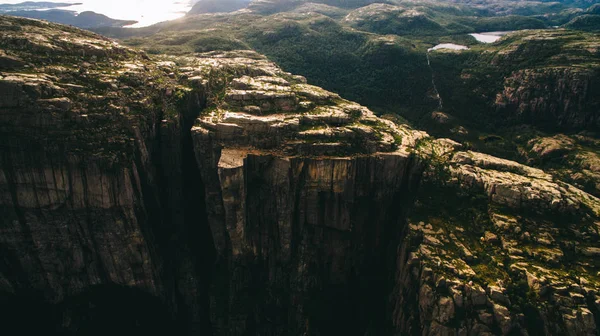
[184,52,426,334]
[0,15,209,333]
[2,15,600,336]
[430,30,600,131]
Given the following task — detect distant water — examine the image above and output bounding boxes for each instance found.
[0,0,194,27]
[470,31,512,43]
[427,43,469,52]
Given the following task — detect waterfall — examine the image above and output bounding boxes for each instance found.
[426,50,443,110]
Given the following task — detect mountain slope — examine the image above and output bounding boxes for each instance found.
[188,0,251,14]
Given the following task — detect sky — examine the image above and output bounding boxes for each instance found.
[0,0,196,27]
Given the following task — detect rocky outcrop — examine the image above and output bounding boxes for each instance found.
[521,133,600,199]
[3,16,600,336]
[182,51,427,334]
[391,139,600,335]
[495,67,600,130]
[0,16,164,298]
[180,43,600,334]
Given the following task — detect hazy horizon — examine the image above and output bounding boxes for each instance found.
[0,0,197,27]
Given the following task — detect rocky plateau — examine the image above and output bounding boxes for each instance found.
[1,15,600,336]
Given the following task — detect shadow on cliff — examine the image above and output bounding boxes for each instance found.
[0,284,180,335]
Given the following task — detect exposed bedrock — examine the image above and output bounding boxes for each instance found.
[3,16,600,336]
[192,144,423,335]
[0,16,212,334]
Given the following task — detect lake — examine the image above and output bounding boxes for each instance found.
[428,43,469,52]
[470,31,513,43]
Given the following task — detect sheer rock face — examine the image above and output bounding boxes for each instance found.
[495,67,600,129]
[0,16,163,296]
[186,45,600,335]
[186,51,428,334]
[3,16,600,336]
[0,16,209,333]
[196,149,422,335]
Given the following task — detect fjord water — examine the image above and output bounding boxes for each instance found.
[0,0,192,27]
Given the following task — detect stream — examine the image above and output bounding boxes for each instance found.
[425,31,515,111]
[426,52,443,110]
[426,44,469,110]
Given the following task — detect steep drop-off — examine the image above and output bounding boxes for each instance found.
[429,29,600,131]
[3,16,600,336]
[0,16,211,334]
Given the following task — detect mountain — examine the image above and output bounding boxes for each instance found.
[3,14,600,336]
[565,13,600,30]
[187,0,251,14]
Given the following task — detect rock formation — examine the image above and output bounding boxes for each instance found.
[0,16,210,333]
[2,15,600,335]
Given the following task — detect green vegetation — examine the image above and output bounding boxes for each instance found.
[244,15,434,115]
[116,12,437,116]
[192,35,250,53]
[343,4,451,36]
[428,29,600,133]
[97,0,596,125]
[458,15,547,31]
[96,0,597,139]
[188,0,250,14]
[94,0,600,176]
[564,14,600,31]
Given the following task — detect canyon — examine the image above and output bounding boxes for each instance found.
[2,15,600,336]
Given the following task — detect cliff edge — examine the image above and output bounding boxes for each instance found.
[2,15,600,335]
